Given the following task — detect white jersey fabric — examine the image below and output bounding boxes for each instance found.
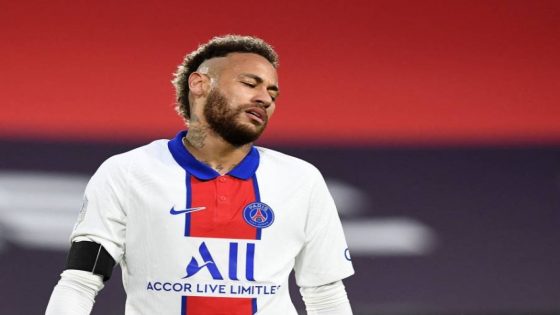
[71,131,354,315]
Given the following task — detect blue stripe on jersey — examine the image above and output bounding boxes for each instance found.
[181,296,187,315]
[184,173,192,237]
[251,174,261,201]
[252,298,257,314]
[251,174,262,240]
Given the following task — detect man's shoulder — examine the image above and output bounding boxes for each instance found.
[256,146,322,177]
[98,138,171,171]
[116,138,169,157]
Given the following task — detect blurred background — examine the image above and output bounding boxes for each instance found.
[1,0,559,314]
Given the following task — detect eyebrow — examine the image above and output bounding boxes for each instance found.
[239,73,280,94]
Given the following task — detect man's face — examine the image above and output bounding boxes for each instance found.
[204,88,265,146]
[201,53,279,147]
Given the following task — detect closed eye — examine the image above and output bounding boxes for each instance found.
[242,82,256,88]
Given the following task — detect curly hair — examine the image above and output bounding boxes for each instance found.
[172,35,279,121]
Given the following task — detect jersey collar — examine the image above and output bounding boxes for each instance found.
[168,130,260,180]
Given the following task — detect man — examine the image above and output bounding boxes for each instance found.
[46,35,354,315]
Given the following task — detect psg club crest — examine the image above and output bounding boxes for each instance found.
[243,202,274,228]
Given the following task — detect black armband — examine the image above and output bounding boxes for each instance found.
[66,241,116,281]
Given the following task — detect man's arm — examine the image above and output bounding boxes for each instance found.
[45,269,104,315]
[45,241,116,315]
[294,167,355,314]
[46,155,126,314]
[301,280,353,315]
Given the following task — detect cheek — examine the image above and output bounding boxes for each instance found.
[266,104,276,118]
[225,93,245,109]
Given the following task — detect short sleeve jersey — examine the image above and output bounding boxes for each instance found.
[71,131,354,315]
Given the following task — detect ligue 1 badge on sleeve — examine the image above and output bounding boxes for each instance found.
[243,202,275,228]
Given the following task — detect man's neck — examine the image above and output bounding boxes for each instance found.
[183,126,252,175]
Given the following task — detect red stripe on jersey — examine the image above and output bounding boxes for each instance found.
[183,175,258,314]
[188,175,257,240]
[185,296,253,315]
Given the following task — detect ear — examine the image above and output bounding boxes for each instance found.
[188,72,210,97]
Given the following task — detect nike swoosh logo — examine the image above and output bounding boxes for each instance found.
[169,206,207,215]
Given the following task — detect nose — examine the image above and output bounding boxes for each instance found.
[253,87,273,108]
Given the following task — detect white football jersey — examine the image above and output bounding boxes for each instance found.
[72,131,354,315]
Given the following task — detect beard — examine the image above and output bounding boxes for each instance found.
[203,88,268,147]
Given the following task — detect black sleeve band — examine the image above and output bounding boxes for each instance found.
[66,241,116,282]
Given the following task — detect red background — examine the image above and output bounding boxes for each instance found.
[1,0,559,145]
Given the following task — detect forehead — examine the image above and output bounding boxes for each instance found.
[217,53,278,84]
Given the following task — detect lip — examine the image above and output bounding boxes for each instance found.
[245,107,267,124]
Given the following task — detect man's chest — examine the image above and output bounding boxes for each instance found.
[124,172,309,246]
